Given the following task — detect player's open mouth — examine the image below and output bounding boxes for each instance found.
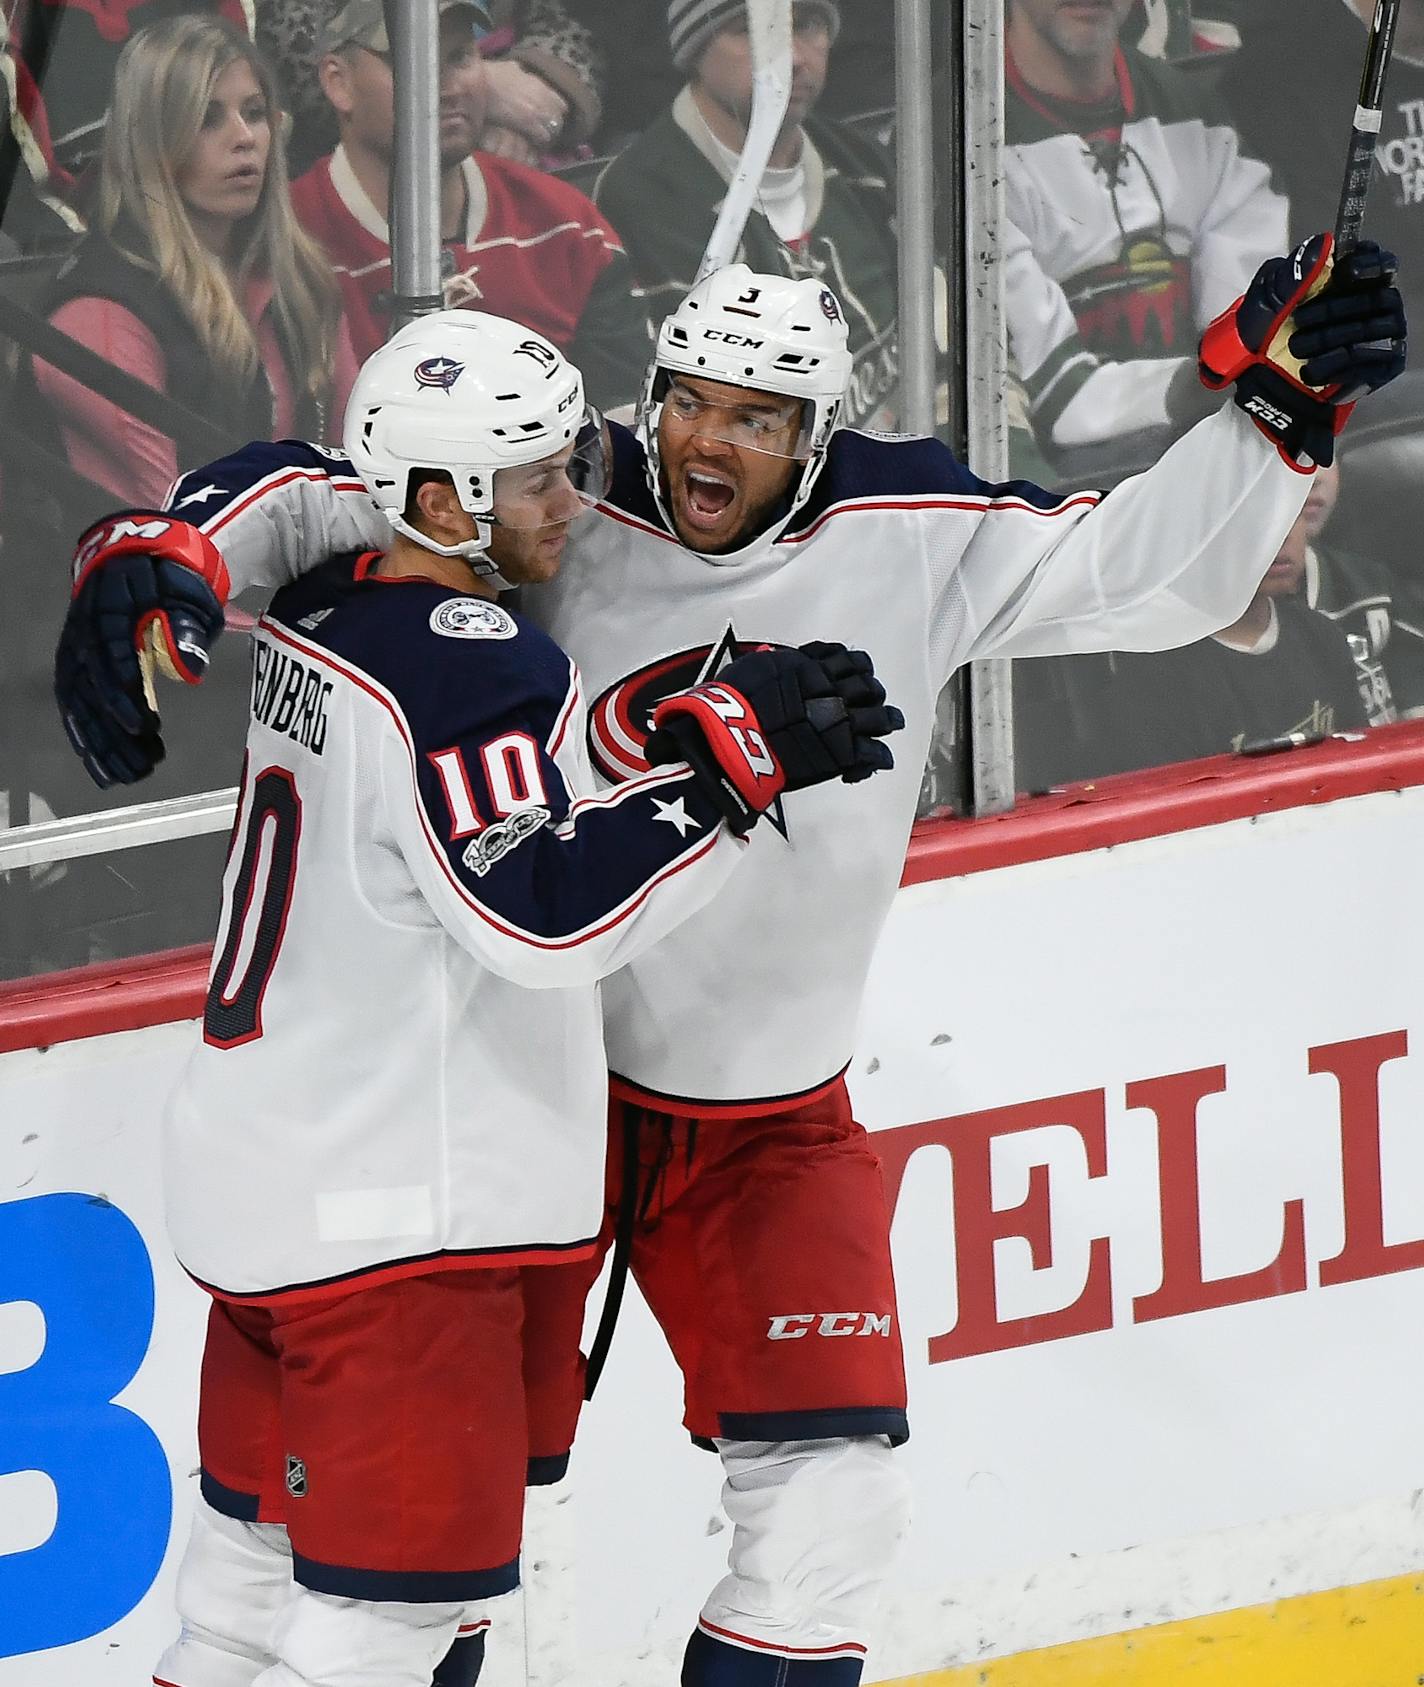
[684,468,737,524]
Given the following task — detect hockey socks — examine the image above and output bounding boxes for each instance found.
[682,1627,864,1684]
[431,1623,488,1686]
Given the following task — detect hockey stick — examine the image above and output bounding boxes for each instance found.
[694,0,793,282]
[1264,0,1401,386]
[1335,0,1403,254]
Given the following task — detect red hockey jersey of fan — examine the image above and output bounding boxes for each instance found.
[289,147,650,408]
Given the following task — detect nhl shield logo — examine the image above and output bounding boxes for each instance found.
[285,1455,308,1498]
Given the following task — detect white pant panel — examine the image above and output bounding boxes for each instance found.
[699,1437,912,1660]
[251,1588,465,1687]
[153,1498,293,1687]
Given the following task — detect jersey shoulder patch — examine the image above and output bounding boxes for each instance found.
[429,597,519,641]
[268,566,576,750]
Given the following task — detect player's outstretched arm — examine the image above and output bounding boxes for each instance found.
[946,237,1407,666]
[384,641,902,989]
[163,440,389,594]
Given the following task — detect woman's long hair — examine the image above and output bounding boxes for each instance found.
[94,14,341,414]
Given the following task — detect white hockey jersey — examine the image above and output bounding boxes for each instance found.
[1005,44,1288,449]
[166,404,1311,1118]
[166,551,742,1297]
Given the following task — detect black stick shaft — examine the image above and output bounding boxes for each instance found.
[1335,0,1404,252]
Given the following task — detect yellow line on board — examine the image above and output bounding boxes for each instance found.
[872,1571,1424,1686]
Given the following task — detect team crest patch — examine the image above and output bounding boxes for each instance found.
[414,356,465,391]
[430,599,517,641]
[285,1455,308,1498]
[819,288,842,323]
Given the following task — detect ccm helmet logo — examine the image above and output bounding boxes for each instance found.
[767,1312,894,1340]
[705,330,765,349]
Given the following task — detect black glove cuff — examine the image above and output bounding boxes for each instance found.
[1233,364,1341,468]
[645,718,761,836]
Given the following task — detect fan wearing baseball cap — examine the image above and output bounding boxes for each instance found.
[592,0,902,431]
[289,0,649,409]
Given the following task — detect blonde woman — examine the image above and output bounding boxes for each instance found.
[33,14,356,507]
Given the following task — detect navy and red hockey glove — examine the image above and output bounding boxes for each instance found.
[1199,233,1407,469]
[55,512,230,787]
[645,641,905,835]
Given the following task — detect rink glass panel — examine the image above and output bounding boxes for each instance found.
[1001,0,1424,800]
[2,0,1419,979]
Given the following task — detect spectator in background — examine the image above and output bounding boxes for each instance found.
[16,15,343,964]
[1280,460,1424,721]
[593,0,901,430]
[257,0,605,177]
[1216,0,1424,568]
[0,7,83,248]
[576,0,894,150]
[4,0,251,183]
[1003,0,1285,468]
[476,0,605,164]
[297,0,647,409]
[30,12,354,509]
[1015,496,1373,790]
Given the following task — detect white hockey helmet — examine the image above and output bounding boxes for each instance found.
[343,309,607,586]
[638,265,854,525]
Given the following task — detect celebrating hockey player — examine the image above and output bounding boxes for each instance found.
[57,239,1405,1686]
[98,312,901,1687]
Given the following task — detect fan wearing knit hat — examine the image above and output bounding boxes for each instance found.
[669,0,840,141]
[288,0,651,408]
[593,0,902,431]
[668,0,840,72]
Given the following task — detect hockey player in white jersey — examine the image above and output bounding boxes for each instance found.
[104,313,902,1687]
[58,238,1405,1686]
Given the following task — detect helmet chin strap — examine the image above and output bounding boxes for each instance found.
[386,511,519,594]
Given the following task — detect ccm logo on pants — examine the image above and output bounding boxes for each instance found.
[767,1313,893,1340]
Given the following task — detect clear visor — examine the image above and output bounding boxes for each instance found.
[488,407,610,529]
[655,372,812,460]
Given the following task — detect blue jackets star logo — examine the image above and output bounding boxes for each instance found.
[414,357,465,391]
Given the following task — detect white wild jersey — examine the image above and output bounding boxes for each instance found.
[166,552,742,1297]
[1004,44,1288,449]
[168,404,1311,1117]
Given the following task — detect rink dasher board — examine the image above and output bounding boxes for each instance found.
[2,766,1424,1683]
